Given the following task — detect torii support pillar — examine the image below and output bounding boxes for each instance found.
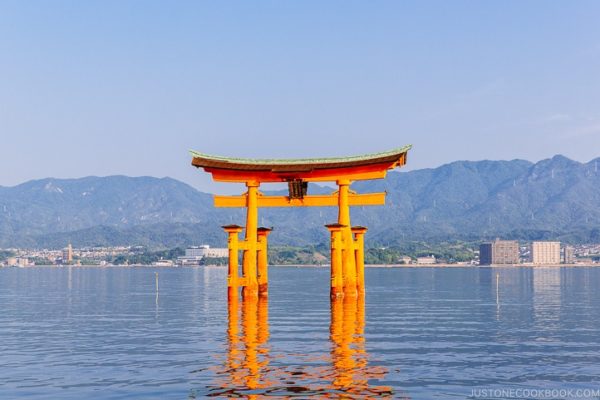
[352,226,368,295]
[242,181,260,298]
[326,223,345,299]
[257,227,272,297]
[337,180,357,297]
[223,224,244,300]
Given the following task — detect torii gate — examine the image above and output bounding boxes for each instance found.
[190,145,411,300]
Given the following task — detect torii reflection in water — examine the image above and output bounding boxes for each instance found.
[206,294,403,398]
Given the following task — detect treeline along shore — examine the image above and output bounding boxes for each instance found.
[3,242,600,267]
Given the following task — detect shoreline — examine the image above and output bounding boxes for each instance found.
[2,263,598,269]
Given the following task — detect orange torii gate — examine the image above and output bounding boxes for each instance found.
[190,146,411,300]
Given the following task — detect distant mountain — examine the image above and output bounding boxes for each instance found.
[0,176,242,248]
[352,155,600,244]
[1,155,600,248]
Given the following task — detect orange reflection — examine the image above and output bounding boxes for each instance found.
[329,294,394,398]
[211,293,272,398]
[209,294,399,398]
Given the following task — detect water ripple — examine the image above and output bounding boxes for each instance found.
[1,266,599,398]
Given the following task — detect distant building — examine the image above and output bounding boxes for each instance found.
[185,245,228,258]
[177,245,229,266]
[563,246,575,264]
[531,241,560,265]
[399,256,412,264]
[6,257,32,267]
[62,243,73,264]
[152,259,174,267]
[416,255,436,265]
[480,239,519,265]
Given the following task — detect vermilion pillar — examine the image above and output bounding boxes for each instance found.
[257,227,272,297]
[326,223,345,299]
[223,224,244,299]
[242,181,259,298]
[337,180,357,297]
[352,226,368,294]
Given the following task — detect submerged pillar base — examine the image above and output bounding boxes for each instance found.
[242,286,259,299]
[227,286,238,302]
[258,283,268,297]
[330,286,344,300]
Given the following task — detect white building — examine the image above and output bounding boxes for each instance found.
[185,245,228,258]
[531,241,561,265]
[178,245,229,266]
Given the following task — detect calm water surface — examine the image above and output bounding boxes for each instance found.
[1,266,600,399]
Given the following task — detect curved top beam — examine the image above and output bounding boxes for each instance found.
[190,145,412,183]
[190,145,411,166]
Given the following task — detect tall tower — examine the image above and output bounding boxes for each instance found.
[62,243,73,264]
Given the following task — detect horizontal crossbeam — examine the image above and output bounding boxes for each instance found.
[214,192,386,208]
[206,168,389,183]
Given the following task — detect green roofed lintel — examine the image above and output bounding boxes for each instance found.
[189,145,412,166]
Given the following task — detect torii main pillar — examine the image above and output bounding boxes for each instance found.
[337,179,357,297]
[190,146,411,300]
[242,181,260,298]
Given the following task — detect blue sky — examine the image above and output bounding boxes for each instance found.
[1,1,599,193]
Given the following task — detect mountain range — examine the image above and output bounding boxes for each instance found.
[1,154,599,249]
